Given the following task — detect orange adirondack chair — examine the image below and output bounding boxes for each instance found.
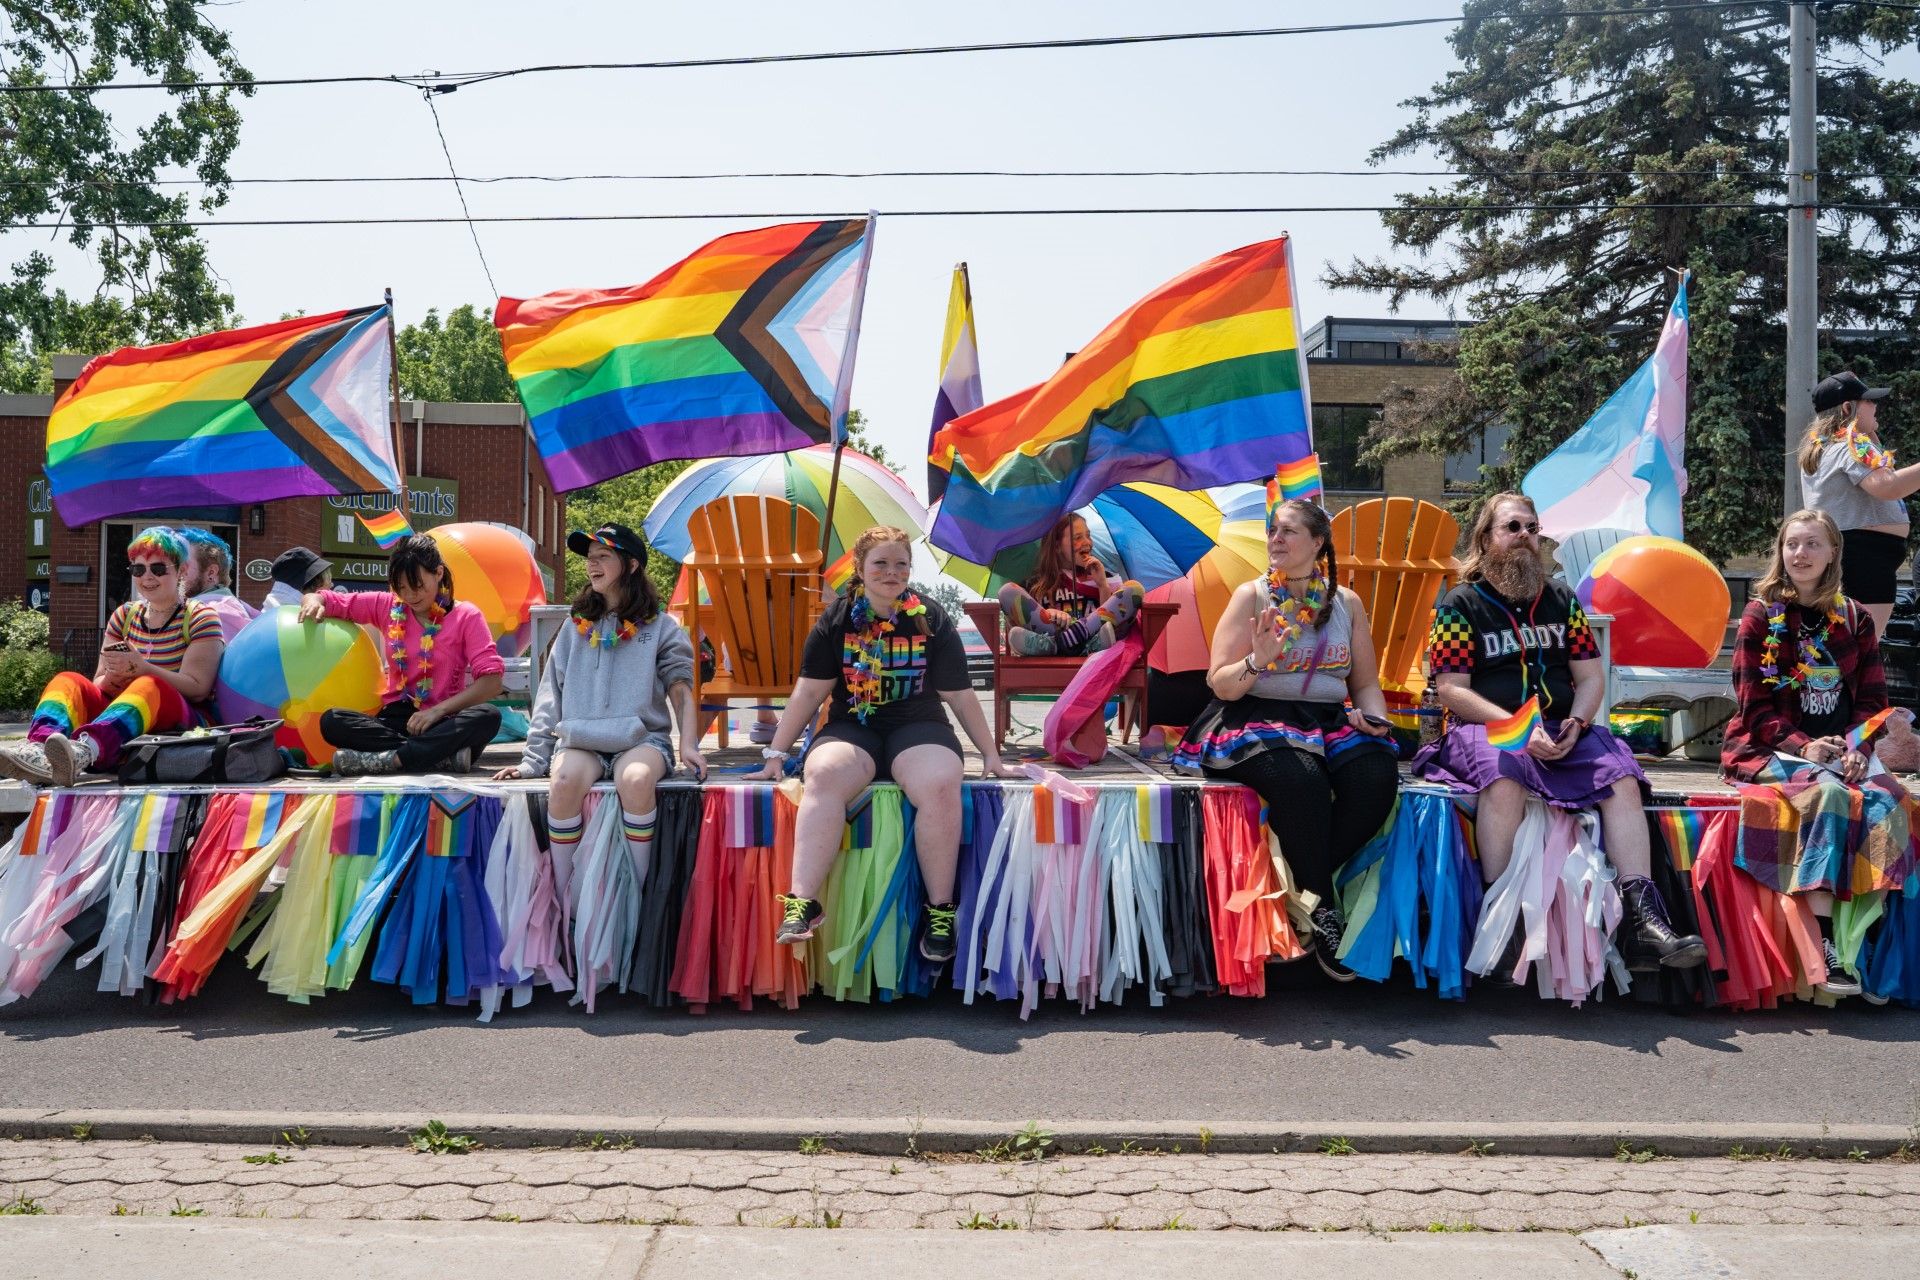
[1329,497,1461,707]
[685,496,826,748]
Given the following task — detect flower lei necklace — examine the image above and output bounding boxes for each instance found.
[843,585,926,722]
[1262,564,1329,670]
[1759,597,1844,690]
[1841,423,1894,471]
[573,612,639,649]
[388,590,450,706]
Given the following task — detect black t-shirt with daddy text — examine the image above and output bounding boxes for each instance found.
[801,596,971,730]
[1426,578,1600,719]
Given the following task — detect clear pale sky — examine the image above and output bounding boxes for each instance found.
[23,0,1469,494]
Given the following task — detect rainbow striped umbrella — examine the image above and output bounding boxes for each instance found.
[1145,484,1268,673]
[643,445,927,564]
[934,482,1231,597]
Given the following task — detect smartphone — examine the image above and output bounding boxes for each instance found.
[102,641,131,653]
[1360,713,1392,729]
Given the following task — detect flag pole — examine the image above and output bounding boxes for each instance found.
[383,287,411,531]
[819,213,878,562]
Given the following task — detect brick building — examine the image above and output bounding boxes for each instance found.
[5,355,565,668]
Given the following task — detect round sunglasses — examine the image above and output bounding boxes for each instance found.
[126,560,174,578]
[1500,519,1541,535]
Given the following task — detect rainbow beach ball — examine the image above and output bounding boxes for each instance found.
[425,522,547,657]
[1576,535,1730,668]
[214,609,386,767]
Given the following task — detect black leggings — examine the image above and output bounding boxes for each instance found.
[1223,747,1399,905]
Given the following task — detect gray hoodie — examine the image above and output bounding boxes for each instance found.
[518,612,696,777]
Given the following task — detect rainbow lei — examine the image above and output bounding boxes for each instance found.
[1758,598,1844,690]
[573,613,639,649]
[843,586,926,723]
[1262,565,1329,670]
[1842,424,1894,471]
[388,592,448,706]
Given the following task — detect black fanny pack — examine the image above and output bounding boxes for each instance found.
[116,718,288,785]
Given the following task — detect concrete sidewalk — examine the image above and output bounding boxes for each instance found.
[3,1218,1918,1279]
[1,1136,1917,1232]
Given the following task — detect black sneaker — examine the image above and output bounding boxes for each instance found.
[1819,937,1862,997]
[1309,905,1357,982]
[776,894,824,945]
[919,902,958,964]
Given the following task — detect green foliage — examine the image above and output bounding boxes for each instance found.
[1319,1136,1356,1156]
[242,1151,288,1165]
[407,1119,480,1156]
[278,1126,312,1149]
[957,1211,1020,1230]
[0,599,49,652]
[0,1195,45,1215]
[0,650,57,713]
[566,461,693,602]
[978,1121,1055,1163]
[68,1122,93,1142]
[168,1202,205,1217]
[395,304,514,403]
[1325,1,1920,563]
[0,1,253,385]
[842,409,899,473]
[908,579,966,618]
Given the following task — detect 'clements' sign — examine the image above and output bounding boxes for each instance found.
[321,477,460,581]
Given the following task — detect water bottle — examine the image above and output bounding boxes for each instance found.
[1418,681,1444,747]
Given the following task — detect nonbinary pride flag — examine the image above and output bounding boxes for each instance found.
[47,306,398,526]
[1522,274,1690,541]
[928,236,1314,563]
[926,263,983,504]
[497,217,875,492]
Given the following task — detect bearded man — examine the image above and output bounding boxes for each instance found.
[1415,493,1705,970]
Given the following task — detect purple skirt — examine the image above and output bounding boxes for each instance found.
[1412,721,1646,808]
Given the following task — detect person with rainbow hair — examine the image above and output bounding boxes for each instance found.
[0,526,224,787]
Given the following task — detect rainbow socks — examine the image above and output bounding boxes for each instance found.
[548,810,584,850]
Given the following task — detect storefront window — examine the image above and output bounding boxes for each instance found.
[1311,404,1385,492]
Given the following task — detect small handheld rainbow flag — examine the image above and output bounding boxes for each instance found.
[1486,695,1542,753]
[1267,455,1324,524]
[357,508,413,550]
[823,549,855,596]
[1846,706,1912,753]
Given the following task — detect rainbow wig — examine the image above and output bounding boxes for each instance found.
[127,526,188,567]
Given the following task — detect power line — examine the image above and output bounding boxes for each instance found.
[2,2,1901,96]
[420,90,496,296]
[22,202,1914,231]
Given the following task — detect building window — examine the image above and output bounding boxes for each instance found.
[535,485,545,543]
[1445,422,1514,492]
[1338,340,1402,361]
[1311,404,1385,492]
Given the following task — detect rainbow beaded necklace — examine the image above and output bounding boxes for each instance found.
[387,590,450,706]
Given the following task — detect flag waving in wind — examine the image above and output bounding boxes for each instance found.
[927,263,983,504]
[1522,273,1690,541]
[47,306,399,526]
[928,236,1314,564]
[497,217,876,492]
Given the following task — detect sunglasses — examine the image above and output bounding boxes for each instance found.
[127,561,173,578]
[1501,519,1541,535]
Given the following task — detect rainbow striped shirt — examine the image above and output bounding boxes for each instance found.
[105,599,223,671]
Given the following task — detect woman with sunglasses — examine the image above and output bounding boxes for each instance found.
[0,527,224,787]
[1413,493,1705,970]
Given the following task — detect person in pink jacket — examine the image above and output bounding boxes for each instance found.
[298,534,504,775]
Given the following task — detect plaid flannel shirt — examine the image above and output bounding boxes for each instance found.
[1723,597,1888,783]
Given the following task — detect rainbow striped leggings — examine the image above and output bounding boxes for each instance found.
[29,672,191,769]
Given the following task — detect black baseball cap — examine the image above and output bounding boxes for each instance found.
[567,522,648,567]
[1813,370,1892,412]
[269,545,333,589]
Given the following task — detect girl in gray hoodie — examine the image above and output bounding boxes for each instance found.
[493,523,705,869]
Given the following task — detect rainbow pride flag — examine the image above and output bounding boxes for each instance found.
[927,236,1313,563]
[47,306,399,526]
[1487,696,1542,753]
[496,217,876,492]
[357,508,413,550]
[1847,706,1912,753]
[926,263,983,504]
[822,549,855,597]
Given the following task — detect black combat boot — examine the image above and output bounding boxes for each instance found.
[1619,876,1707,969]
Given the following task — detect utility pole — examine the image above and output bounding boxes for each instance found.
[1783,1,1819,518]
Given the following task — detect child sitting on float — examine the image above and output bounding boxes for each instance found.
[493,523,705,865]
[996,513,1145,657]
[298,534,503,776]
[0,526,223,787]
[1721,507,1916,999]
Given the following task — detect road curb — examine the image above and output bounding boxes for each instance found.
[0,1109,1910,1159]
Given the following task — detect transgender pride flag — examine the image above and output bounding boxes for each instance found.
[1523,273,1690,541]
[926,263,983,504]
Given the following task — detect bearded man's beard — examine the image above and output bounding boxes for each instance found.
[1482,543,1547,602]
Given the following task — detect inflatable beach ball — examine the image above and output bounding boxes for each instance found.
[214,608,386,767]
[1576,535,1730,668]
[426,522,547,657]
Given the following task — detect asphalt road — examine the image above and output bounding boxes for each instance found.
[2,958,1916,1130]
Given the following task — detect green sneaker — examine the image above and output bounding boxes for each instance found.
[777,894,825,944]
[919,902,959,964]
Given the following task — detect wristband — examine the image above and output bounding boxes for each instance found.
[1242,655,1260,679]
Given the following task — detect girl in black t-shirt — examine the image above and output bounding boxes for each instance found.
[750,525,1015,964]
[996,513,1145,657]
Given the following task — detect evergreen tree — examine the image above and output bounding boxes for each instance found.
[1326,0,1920,561]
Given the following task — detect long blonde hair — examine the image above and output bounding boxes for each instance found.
[1752,508,1844,611]
[1459,492,1538,583]
[1798,405,1859,476]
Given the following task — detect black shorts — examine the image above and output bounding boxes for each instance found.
[1841,528,1907,606]
[807,717,962,781]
